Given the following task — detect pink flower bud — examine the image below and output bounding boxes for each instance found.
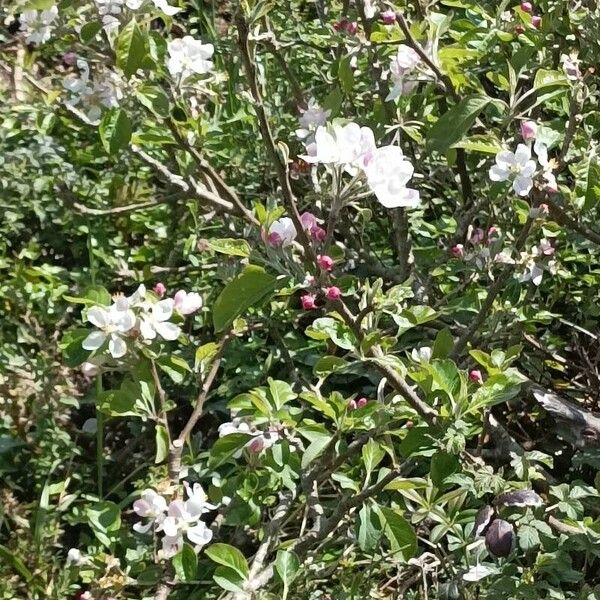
[469,228,485,246]
[451,244,464,258]
[326,286,342,301]
[348,399,358,411]
[520,1,533,12]
[267,231,283,247]
[300,211,318,232]
[346,21,358,35]
[488,226,499,237]
[301,294,317,310]
[531,15,541,28]
[312,226,327,242]
[317,254,334,271]
[540,203,549,214]
[469,369,483,384]
[520,120,537,141]
[63,52,77,66]
[515,24,525,34]
[356,397,368,408]
[153,282,167,297]
[247,436,265,453]
[405,420,414,428]
[381,9,397,24]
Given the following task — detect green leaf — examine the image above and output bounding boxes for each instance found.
[99,109,132,155]
[313,355,349,377]
[206,238,252,257]
[155,424,169,464]
[213,566,245,592]
[301,435,331,469]
[378,507,417,560]
[579,154,600,211]
[116,18,147,78]
[136,85,170,118]
[209,434,253,468]
[432,328,454,359]
[451,134,502,154]
[430,451,460,487]
[60,328,93,368]
[357,505,382,551]
[338,55,354,93]
[0,544,33,582]
[80,20,102,44]
[305,317,355,350]
[362,439,385,476]
[194,342,219,373]
[86,501,121,548]
[268,378,296,410]
[213,265,277,332]
[205,543,249,579]
[533,69,569,90]
[173,543,198,581]
[157,355,191,384]
[427,95,490,153]
[275,550,300,587]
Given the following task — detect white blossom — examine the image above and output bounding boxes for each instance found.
[133,489,168,534]
[363,0,378,19]
[95,0,125,15]
[386,45,421,101]
[364,145,420,208]
[411,346,432,363]
[82,303,135,359]
[66,548,88,567]
[20,6,58,45]
[302,122,375,170]
[489,144,537,196]
[167,36,214,82]
[139,298,181,341]
[173,290,202,315]
[296,98,330,140]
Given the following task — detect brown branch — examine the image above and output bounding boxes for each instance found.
[167,333,232,483]
[235,12,318,265]
[546,198,600,246]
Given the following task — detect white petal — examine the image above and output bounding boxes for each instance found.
[495,150,516,170]
[133,521,153,534]
[108,334,127,358]
[82,330,107,351]
[514,143,531,165]
[154,321,181,341]
[162,516,179,537]
[520,160,537,178]
[187,522,213,547]
[139,318,156,340]
[512,176,533,196]
[115,310,136,333]
[154,299,174,322]
[87,306,110,328]
[489,165,510,182]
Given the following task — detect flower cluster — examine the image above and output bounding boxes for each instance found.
[19,5,58,45]
[94,0,180,31]
[81,284,201,358]
[302,122,420,208]
[167,36,214,83]
[266,212,326,247]
[489,122,556,196]
[63,58,123,123]
[133,484,214,558]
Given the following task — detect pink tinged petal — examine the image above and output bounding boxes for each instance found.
[489,165,510,182]
[87,306,110,328]
[173,290,186,310]
[187,522,213,547]
[82,330,107,351]
[133,499,152,516]
[108,334,127,358]
[161,534,183,558]
[154,321,181,341]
